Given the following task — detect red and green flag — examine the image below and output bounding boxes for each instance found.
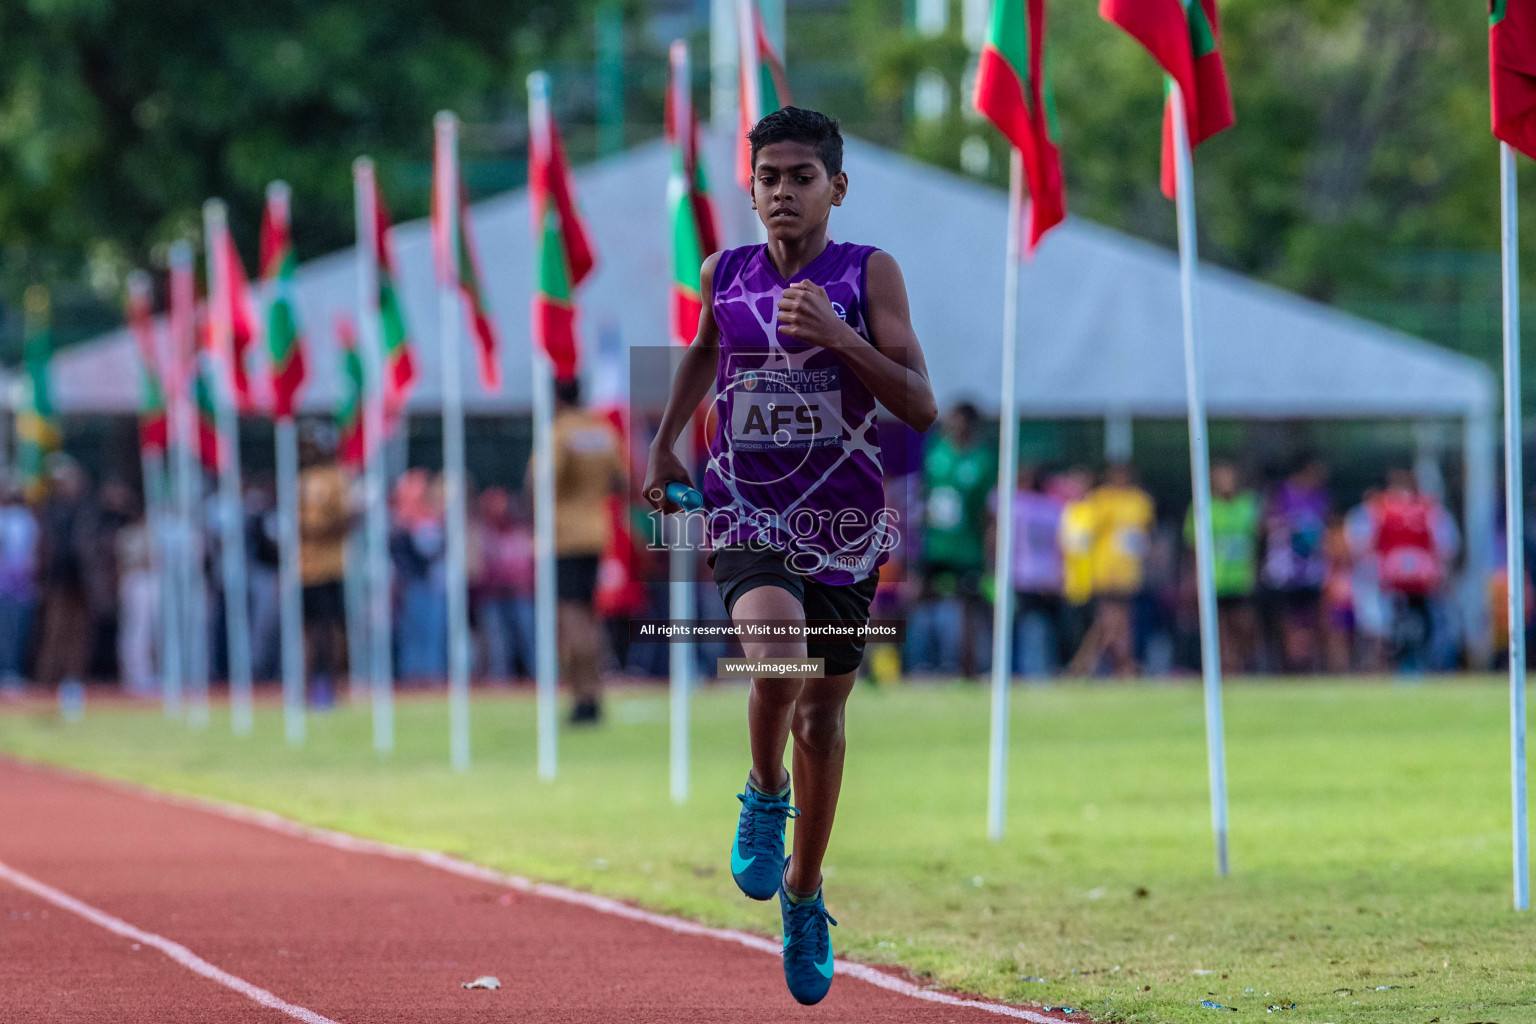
[335,315,366,470]
[974,0,1066,251]
[373,181,418,418]
[530,82,596,381]
[260,184,307,419]
[1492,0,1536,159]
[16,286,59,497]
[126,272,169,454]
[667,41,722,344]
[193,308,224,472]
[1101,0,1233,198]
[215,230,262,413]
[736,0,791,191]
[432,139,502,391]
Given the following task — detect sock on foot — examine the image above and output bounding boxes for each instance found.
[747,771,790,799]
[782,862,821,904]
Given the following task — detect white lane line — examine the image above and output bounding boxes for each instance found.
[3,759,1067,1023]
[0,858,343,1024]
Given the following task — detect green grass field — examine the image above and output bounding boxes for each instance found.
[3,678,1535,1023]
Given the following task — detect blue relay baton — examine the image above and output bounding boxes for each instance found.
[664,481,704,511]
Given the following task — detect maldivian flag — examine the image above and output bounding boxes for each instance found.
[335,315,366,470]
[373,181,417,417]
[736,0,791,191]
[432,145,502,390]
[193,308,224,472]
[261,185,307,419]
[217,232,262,413]
[16,286,59,496]
[974,0,1066,251]
[1101,0,1233,198]
[126,273,169,453]
[668,41,721,344]
[530,87,596,381]
[1492,0,1536,159]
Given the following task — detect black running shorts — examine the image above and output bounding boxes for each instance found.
[711,545,879,676]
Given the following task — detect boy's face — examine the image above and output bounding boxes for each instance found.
[750,140,847,241]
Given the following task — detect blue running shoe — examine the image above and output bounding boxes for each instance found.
[731,781,798,900]
[779,884,838,1005]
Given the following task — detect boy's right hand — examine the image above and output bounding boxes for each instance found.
[643,445,694,514]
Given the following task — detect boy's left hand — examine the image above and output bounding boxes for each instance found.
[777,281,852,349]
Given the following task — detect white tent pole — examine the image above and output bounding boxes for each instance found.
[343,523,369,703]
[986,148,1023,843]
[1171,83,1230,878]
[1500,139,1529,912]
[354,157,395,755]
[169,241,211,729]
[267,182,307,748]
[529,71,560,782]
[275,417,305,745]
[710,0,739,129]
[203,200,255,738]
[436,111,474,773]
[669,42,697,806]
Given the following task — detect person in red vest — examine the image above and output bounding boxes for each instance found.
[1369,468,1460,673]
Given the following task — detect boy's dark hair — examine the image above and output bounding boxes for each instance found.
[554,376,582,407]
[748,106,843,178]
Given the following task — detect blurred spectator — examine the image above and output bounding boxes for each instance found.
[1345,489,1388,673]
[1057,467,1096,669]
[1068,463,1153,677]
[1008,465,1065,676]
[35,456,94,689]
[1262,459,1330,672]
[539,377,624,724]
[917,402,995,679]
[299,429,353,707]
[116,501,157,697]
[0,482,38,694]
[88,480,136,681]
[1368,468,1460,673]
[392,468,447,684]
[1186,462,1260,674]
[470,486,536,681]
[1321,512,1355,674]
[245,479,282,682]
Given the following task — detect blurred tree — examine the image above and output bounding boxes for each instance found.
[0,0,601,349]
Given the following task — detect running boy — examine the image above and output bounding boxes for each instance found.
[644,107,937,1005]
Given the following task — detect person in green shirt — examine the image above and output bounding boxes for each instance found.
[920,402,995,679]
[1185,462,1261,673]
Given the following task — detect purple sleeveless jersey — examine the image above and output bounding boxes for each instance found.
[702,241,892,585]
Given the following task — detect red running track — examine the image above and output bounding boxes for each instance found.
[0,760,1071,1023]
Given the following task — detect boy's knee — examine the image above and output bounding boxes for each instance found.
[791,704,845,756]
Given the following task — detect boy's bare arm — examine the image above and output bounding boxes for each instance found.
[775,250,937,432]
[643,253,721,512]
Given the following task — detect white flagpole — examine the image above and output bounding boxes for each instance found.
[130,270,182,719]
[436,111,474,772]
[266,183,306,747]
[354,157,395,755]
[986,149,1023,842]
[202,200,255,737]
[668,40,696,806]
[169,241,210,729]
[1170,83,1230,878]
[1500,140,1529,911]
[529,70,560,782]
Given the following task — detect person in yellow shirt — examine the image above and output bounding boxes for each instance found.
[1056,467,1096,663]
[1067,463,1153,677]
[534,378,625,724]
[298,429,356,709]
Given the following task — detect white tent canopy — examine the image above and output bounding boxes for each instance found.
[56,134,1494,423]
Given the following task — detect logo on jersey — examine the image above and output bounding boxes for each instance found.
[831,301,847,321]
[739,371,759,392]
